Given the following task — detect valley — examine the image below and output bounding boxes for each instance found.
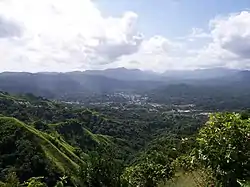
[1,0,250,186]
[0,68,249,186]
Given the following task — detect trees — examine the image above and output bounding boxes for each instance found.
[123,161,172,187]
[79,146,125,187]
[196,113,250,186]
[122,152,174,187]
[1,174,69,187]
[24,177,47,187]
[2,91,250,186]
[1,172,21,187]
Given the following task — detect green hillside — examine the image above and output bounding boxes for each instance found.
[0,91,136,158]
[0,91,249,187]
[0,92,130,186]
[0,117,85,185]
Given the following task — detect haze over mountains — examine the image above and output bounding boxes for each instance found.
[0,67,249,99]
[70,67,242,81]
[74,67,250,82]
[1,67,248,82]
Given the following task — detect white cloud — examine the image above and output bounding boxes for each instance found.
[190,28,210,38]
[0,0,142,72]
[115,35,189,72]
[210,11,250,59]
[193,11,250,70]
[123,10,250,71]
[1,0,250,72]
[186,28,211,42]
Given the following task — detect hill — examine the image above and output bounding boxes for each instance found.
[147,82,250,111]
[1,68,250,104]
[83,67,160,81]
[0,91,204,185]
[0,92,131,185]
[0,91,249,186]
[0,117,82,186]
[0,71,164,99]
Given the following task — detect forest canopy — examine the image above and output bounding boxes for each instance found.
[0,92,249,187]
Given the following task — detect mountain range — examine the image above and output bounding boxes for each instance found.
[77,67,243,81]
[0,67,249,100]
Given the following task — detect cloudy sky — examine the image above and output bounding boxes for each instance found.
[1,0,250,72]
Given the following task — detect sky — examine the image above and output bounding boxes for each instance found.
[1,0,250,72]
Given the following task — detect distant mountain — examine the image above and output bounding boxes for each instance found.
[0,68,250,100]
[0,71,165,98]
[162,68,239,80]
[0,72,83,98]
[236,70,250,81]
[83,67,247,82]
[84,67,161,81]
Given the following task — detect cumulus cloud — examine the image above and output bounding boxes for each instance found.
[126,10,250,71]
[189,28,211,39]
[190,11,250,70]
[0,0,143,72]
[116,35,189,72]
[1,0,250,72]
[210,11,250,59]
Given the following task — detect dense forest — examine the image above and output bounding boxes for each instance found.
[0,91,249,187]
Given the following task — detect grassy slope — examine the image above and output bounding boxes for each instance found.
[0,92,121,147]
[0,91,121,162]
[49,121,115,146]
[0,117,83,176]
[0,91,23,99]
[83,127,113,145]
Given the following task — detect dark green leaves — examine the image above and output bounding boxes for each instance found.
[197,113,250,186]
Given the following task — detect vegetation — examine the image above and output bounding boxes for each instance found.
[0,91,249,186]
[196,113,250,186]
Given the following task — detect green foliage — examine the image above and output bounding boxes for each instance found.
[0,91,205,186]
[2,172,21,187]
[0,117,60,184]
[2,91,249,187]
[0,117,83,186]
[123,154,174,187]
[24,177,47,187]
[1,173,70,187]
[238,180,250,187]
[79,146,125,187]
[54,176,68,187]
[196,113,250,186]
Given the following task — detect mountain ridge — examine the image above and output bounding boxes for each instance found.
[0,67,250,100]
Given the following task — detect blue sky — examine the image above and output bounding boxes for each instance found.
[96,0,250,38]
[1,0,250,72]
